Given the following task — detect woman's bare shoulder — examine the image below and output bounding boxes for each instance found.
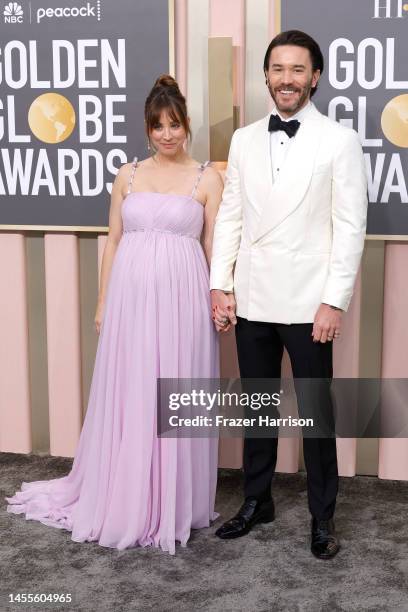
[135,157,152,168]
[201,164,224,189]
[119,157,150,171]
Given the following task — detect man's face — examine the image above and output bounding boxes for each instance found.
[265,45,320,118]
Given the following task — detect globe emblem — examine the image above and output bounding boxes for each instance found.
[28,93,76,144]
[381,95,408,149]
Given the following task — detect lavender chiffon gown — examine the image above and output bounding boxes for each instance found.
[6,159,219,555]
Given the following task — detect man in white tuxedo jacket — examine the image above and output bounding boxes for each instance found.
[210,30,367,559]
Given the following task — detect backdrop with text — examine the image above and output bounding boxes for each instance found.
[0,0,172,230]
[282,0,408,237]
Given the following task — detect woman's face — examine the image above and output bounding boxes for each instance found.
[149,109,187,156]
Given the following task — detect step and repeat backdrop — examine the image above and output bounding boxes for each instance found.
[282,0,408,237]
[0,0,172,229]
[2,0,407,236]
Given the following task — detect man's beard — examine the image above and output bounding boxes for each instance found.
[268,79,313,115]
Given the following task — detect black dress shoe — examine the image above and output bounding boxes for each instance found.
[215,498,275,539]
[311,517,340,559]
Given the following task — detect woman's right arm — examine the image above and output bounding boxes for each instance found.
[94,165,129,334]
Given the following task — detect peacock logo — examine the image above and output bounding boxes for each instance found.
[3,2,23,23]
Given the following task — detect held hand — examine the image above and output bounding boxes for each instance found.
[94,301,104,335]
[211,289,237,333]
[312,303,342,343]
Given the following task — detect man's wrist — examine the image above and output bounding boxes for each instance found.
[322,302,342,312]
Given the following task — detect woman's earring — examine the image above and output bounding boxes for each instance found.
[147,139,151,151]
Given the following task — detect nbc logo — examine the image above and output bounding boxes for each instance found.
[3,2,23,23]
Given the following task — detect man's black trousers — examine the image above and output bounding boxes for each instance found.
[235,316,338,520]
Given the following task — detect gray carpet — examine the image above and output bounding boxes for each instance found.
[1,452,408,612]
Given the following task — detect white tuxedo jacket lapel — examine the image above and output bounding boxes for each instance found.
[243,115,272,237]
[246,105,324,243]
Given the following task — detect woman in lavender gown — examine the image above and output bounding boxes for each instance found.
[6,75,224,555]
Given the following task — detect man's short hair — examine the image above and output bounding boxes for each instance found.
[263,30,324,97]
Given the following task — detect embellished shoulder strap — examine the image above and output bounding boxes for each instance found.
[191,160,211,198]
[127,156,138,194]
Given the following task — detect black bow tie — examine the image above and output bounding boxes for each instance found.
[268,114,300,138]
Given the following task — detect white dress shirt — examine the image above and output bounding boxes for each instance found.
[270,101,313,183]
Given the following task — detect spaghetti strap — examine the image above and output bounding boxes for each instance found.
[127,156,138,194]
[191,161,211,199]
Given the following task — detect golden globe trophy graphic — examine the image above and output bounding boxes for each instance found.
[28,93,76,144]
[381,95,408,149]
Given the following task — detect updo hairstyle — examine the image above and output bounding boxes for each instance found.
[144,75,191,147]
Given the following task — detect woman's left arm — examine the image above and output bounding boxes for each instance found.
[201,167,224,266]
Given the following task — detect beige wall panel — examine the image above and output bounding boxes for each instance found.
[379,243,408,479]
[44,234,82,457]
[0,234,31,453]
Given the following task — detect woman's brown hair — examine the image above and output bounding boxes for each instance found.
[144,75,191,147]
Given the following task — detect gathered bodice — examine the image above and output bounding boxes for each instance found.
[121,191,205,240]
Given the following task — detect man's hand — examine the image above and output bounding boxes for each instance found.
[312,303,342,343]
[211,289,237,333]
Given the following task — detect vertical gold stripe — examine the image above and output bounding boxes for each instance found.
[359,241,385,378]
[275,0,281,34]
[79,234,99,419]
[355,240,385,475]
[356,441,380,477]
[168,0,176,76]
[26,233,50,453]
[208,37,234,161]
